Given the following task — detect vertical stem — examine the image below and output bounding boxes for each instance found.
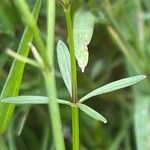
[72,105,79,150]
[63,4,79,150]
[44,72,65,150]
[46,0,65,150]
[64,8,78,103]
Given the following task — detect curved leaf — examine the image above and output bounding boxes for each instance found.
[73,9,96,72]
[79,75,146,102]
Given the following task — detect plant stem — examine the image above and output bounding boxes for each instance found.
[64,7,78,103]
[14,0,47,62]
[46,0,65,150]
[63,3,79,150]
[44,71,65,150]
[72,105,79,150]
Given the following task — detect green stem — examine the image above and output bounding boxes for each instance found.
[63,3,79,150]
[46,0,65,150]
[72,105,79,150]
[14,0,47,64]
[64,7,78,103]
[44,71,65,150]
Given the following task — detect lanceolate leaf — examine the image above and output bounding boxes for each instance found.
[57,40,72,96]
[79,75,146,102]
[73,9,96,72]
[78,103,107,123]
[0,0,42,134]
[2,96,71,106]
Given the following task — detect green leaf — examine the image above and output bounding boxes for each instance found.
[134,87,150,150]
[79,75,146,102]
[0,135,8,150]
[73,9,96,72]
[57,40,72,96]
[1,96,71,106]
[78,103,107,123]
[0,0,42,135]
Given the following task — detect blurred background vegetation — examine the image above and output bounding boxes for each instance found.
[0,0,150,149]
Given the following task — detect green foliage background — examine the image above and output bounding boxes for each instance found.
[0,0,149,149]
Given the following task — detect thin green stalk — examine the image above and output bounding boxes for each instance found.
[44,71,65,150]
[46,0,65,150]
[14,0,47,63]
[72,105,79,150]
[64,6,78,103]
[62,2,79,150]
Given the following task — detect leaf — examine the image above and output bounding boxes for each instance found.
[133,87,150,150]
[0,135,8,150]
[73,9,96,72]
[1,96,71,106]
[79,75,146,102]
[57,40,72,96]
[78,103,107,123]
[0,0,42,135]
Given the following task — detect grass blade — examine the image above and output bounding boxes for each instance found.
[0,136,8,150]
[73,9,96,72]
[134,87,150,150]
[79,75,146,102]
[2,96,71,106]
[0,0,42,134]
[78,103,107,123]
[57,40,72,96]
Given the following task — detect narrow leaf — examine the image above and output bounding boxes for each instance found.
[6,49,40,68]
[79,75,146,102]
[78,103,107,123]
[57,40,72,96]
[0,0,42,134]
[134,87,150,150]
[2,96,71,106]
[73,9,96,72]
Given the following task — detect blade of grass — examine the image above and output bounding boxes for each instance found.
[0,136,8,150]
[133,87,150,150]
[14,0,47,63]
[7,117,17,150]
[0,0,42,134]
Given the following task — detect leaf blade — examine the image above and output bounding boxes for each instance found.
[79,75,146,102]
[2,96,71,106]
[78,103,107,123]
[0,0,42,134]
[57,40,72,96]
[73,9,96,72]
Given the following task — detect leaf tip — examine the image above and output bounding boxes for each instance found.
[103,119,107,124]
[57,40,63,46]
[142,75,147,79]
[137,75,147,81]
[81,67,85,72]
